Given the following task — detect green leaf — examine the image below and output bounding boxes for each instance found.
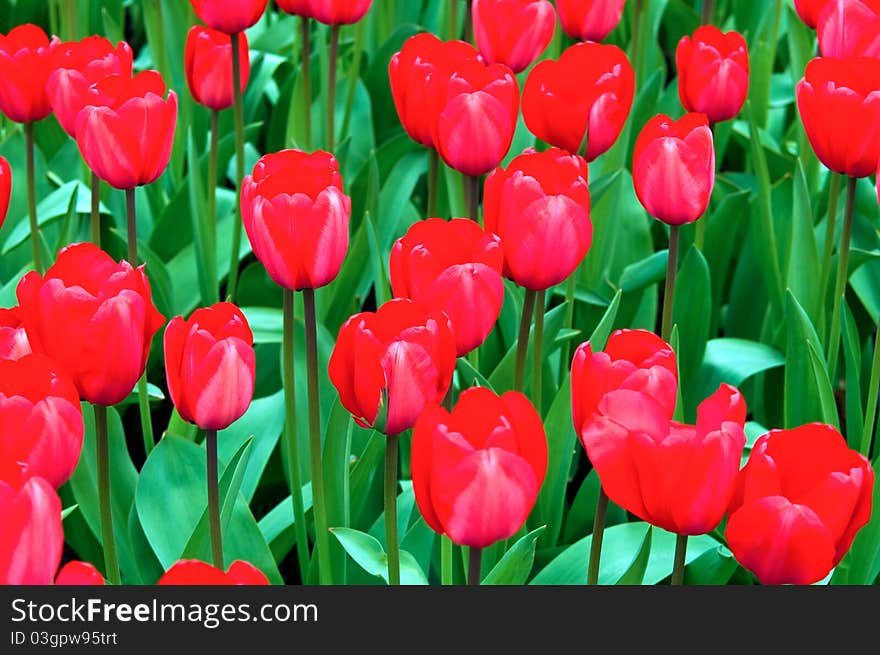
[619,251,667,294]
[185,127,218,307]
[684,545,738,585]
[483,527,545,585]
[535,378,577,546]
[330,527,428,585]
[841,303,864,448]
[588,289,623,352]
[807,340,840,429]
[616,526,652,585]
[784,290,828,428]
[786,159,820,323]
[60,504,78,521]
[696,338,785,402]
[673,247,711,419]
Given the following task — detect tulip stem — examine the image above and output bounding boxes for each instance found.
[468,547,482,585]
[826,176,857,376]
[533,290,545,415]
[303,288,333,585]
[441,535,453,585]
[94,404,120,585]
[300,17,313,150]
[206,429,224,569]
[327,26,340,151]
[447,0,459,39]
[208,109,220,304]
[514,290,537,392]
[820,173,842,327]
[587,487,609,585]
[125,187,137,263]
[25,122,43,274]
[283,288,310,583]
[860,323,880,458]
[464,0,474,44]
[385,432,401,585]
[671,534,688,585]
[90,172,101,247]
[661,225,680,343]
[427,149,439,218]
[701,0,714,24]
[465,174,480,223]
[227,31,246,303]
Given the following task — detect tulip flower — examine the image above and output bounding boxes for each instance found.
[308,0,373,25]
[523,41,634,160]
[275,0,314,16]
[0,24,57,124]
[185,26,251,111]
[412,387,547,583]
[158,559,269,585]
[189,0,268,34]
[726,423,874,585]
[472,0,556,74]
[676,26,750,124]
[45,36,133,137]
[0,154,10,231]
[794,0,825,27]
[556,0,627,42]
[55,561,105,585]
[0,477,63,585]
[817,0,880,59]
[0,355,84,490]
[0,307,31,361]
[390,218,504,357]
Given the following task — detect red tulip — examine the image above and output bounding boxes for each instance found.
[185,26,250,111]
[16,242,166,407]
[570,329,678,436]
[472,0,556,74]
[164,302,255,431]
[483,147,591,290]
[796,57,880,178]
[309,0,373,25]
[817,0,880,59]
[581,383,746,535]
[633,112,715,225]
[431,58,519,177]
[189,0,269,34]
[329,298,456,436]
[275,0,314,17]
[0,154,10,232]
[241,149,350,291]
[676,26,749,124]
[390,218,504,357]
[412,387,548,548]
[389,34,480,149]
[556,0,626,42]
[0,24,58,124]
[0,307,31,362]
[794,0,826,27]
[158,559,269,585]
[726,424,874,585]
[0,355,83,490]
[523,42,634,161]
[0,477,63,585]
[75,71,178,190]
[55,560,105,585]
[45,36,133,137]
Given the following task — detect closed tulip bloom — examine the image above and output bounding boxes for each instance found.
[390,218,504,357]
[189,0,269,34]
[158,559,269,585]
[46,36,133,137]
[676,26,749,124]
[571,329,678,435]
[0,154,10,231]
[0,308,31,361]
[472,0,556,74]
[796,57,880,178]
[726,424,874,585]
[164,302,255,431]
[412,387,548,548]
[75,71,178,190]
[0,477,63,585]
[0,355,83,490]
[483,147,591,290]
[633,113,715,225]
[431,58,519,177]
[185,26,250,111]
[794,0,826,27]
[275,0,314,16]
[523,42,634,160]
[389,34,480,149]
[556,0,626,42]
[55,560,105,585]
[16,242,166,407]
[309,0,373,25]
[329,299,456,436]
[241,149,351,291]
[817,0,880,59]
[0,24,58,123]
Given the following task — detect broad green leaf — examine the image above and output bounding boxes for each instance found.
[696,338,785,403]
[673,247,711,419]
[330,527,428,585]
[483,527,545,585]
[807,340,840,429]
[616,526,652,585]
[784,291,828,428]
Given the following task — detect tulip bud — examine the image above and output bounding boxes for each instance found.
[189,0,269,34]
[632,112,715,226]
[309,0,373,25]
[412,387,548,548]
[55,561,105,585]
[0,24,59,124]
[817,0,880,59]
[472,0,556,74]
[556,0,626,42]
[0,307,31,361]
[185,26,251,111]
[0,477,63,585]
[0,154,10,232]
[275,0,314,17]
[158,559,269,585]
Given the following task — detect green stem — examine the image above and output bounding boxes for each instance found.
[694,215,706,250]
[463,0,474,44]
[303,289,333,585]
[94,404,120,585]
[661,225,680,343]
[25,123,43,274]
[326,26,340,151]
[125,187,137,263]
[63,0,77,40]
[586,487,608,585]
[514,290,537,392]
[208,109,219,304]
[820,173,842,328]
[533,290,545,415]
[447,0,459,39]
[860,324,880,458]
[90,171,101,247]
[468,546,482,585]
[826,176,857,375]
[671,534,688,585]
[227,31,246,302]
[300,17,313,150]
[205,429,223,569]
[427,149,439,218]
[466,174,480,223]
[441,535,453,585]
[701,0,714,24]
[340,18,365,139]
[283,289,310,582]
[385,432,400,586]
